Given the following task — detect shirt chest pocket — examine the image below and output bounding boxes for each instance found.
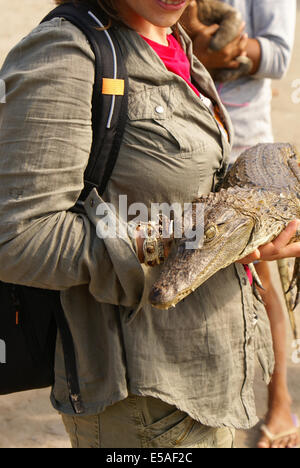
[127,84,208,158]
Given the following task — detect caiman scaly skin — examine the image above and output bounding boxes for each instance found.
[150,143,300,337]
[180,0,253,82]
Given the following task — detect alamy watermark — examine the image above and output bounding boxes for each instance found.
[291,79,300,104]
[95,195,205,250]
[292,339,300,364]
[0,339,6,364]
[0,79,6,104]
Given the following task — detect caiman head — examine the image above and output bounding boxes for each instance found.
[149,188,258,310]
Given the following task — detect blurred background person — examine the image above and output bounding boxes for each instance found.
[182,0,298,449]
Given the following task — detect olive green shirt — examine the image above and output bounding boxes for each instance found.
[0,17,274,429]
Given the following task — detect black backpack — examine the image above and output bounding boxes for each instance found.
[0,1,128,414]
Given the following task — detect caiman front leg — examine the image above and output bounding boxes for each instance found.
[286,227,300,311]
[277,258,298,340]
[287,257,300,311]
[248,262,264,290]
[248,262,265,305]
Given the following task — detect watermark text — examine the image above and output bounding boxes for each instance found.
[0,79,6,104]
[95,196,205,250]
[291,79,300,104]
[0,339,6,364]
[292,339,300,364]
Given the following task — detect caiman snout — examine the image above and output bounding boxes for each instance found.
[149,286,167,307]
[149,280,180,309]
[149,198,255,310]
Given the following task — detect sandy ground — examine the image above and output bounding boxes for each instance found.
[0,0,300,449]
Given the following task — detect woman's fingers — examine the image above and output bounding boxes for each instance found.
[237,220,300,264]
[260,241,300,260]
[269,220,300,249]
[259,220,300,260]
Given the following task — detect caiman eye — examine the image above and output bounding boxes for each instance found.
[204,225,218,242]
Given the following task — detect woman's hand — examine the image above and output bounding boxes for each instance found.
[237,220,300,264]
[181,0,248,71]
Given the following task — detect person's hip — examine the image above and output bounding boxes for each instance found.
[61,394,235,448]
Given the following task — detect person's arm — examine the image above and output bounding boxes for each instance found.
[251,0,296,80]
[246,38,261,75]
[0,19,144,307]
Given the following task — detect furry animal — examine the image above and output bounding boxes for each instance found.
[181,0,253,82]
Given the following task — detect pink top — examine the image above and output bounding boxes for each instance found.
[141,34,201,97]
[141,34,228,141]
[244,265,253,286]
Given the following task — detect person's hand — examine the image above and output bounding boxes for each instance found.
[237,220,300,264]
[181,0,248,71]
[193,30,248,71]
[135,223,173,265]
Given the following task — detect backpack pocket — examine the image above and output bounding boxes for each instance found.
[0,283,57,394]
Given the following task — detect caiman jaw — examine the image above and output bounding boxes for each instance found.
[150,251,232,310]
[150,216,254,310]
[150,284,198,310]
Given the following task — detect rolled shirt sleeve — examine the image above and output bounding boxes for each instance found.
[252,0,296,80]
[0,18,144,307]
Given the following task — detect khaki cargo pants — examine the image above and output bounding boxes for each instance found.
[62,395,235,448]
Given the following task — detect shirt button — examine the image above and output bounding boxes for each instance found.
[155,106,164,114]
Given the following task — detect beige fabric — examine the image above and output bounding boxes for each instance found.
[0,17,274,429]
[62,394,235,448]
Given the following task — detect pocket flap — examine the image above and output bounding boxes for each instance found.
[128,85,177,121]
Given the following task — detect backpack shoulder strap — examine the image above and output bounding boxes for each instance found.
[41,1,128,200]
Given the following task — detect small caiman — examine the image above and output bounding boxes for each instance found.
[150,143,300,336]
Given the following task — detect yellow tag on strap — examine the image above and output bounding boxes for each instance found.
[102,78,125,96]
